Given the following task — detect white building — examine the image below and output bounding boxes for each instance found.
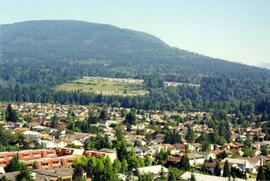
[187,153,205,166]
[224,158,260,173]
[181,172,252,181]
[41,140,67,148]
[23,130,41,141]
[137,165,169,178]
[99,148,117,162]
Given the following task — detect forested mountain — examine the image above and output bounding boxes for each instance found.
[1,20,270,82]
[0,20,270,112]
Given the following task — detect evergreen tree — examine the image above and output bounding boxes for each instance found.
[214,161,221,176]
[186,126,195,143]
[121,159,128,174]
[217,151,228,160]
[261,145,269,156]
[86,157,96,177]
[72,163,85,181]
[50,115,58,128]
[231,167,246,179]
[120,109,127,118]
[128,154,143,170]
[218,121,231,142]
[168,173,176,181]
[263,164,270,180]
[164,130,182,144]
[115,124,125,142]
[99,109,108,121]
[190,173,196,181]
[24,115,33,123]
[223,160,230,177]
[88,110,99,124]
[93,158,105,180]
[158,167,167,181]
[213,109,228,120]
[242,147,255,157]
[144,74,165,88]
[5,104,18,122]
[113,158,122,173]
[256,166,265,181]
[5,156,24,172]
[15,165,34,181]
[94,134,111,150]
[0,176,8,181]
[184,144,190,154]
[124,110,136,125]
[103,157,118,181]
[138,173,154,181]
[201,141,210,152]
[144,156,153,166]
[155,149,169,165]
[116,141,129,161]
[168,168,181,181]
[179,154,190,171]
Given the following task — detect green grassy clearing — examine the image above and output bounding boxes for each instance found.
[56,77,149,96]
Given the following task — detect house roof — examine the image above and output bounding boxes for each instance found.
[34,167,73,178]
[137,165,168,175]
[161,144,175,149]
[211,150,223,155]
[99,148,116,154]
[205,162,217,168]
[173,143,185,149]
[188,153,205,159]
[0,171,20,181]
[167,156,181,162]
[224,158,247,165]
[181,172,252,181]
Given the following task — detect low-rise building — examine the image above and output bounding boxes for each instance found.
[137,165,169,178]
[181,172,250,181]
[188,153,205,166]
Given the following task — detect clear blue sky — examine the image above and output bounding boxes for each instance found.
[1,0,270,66]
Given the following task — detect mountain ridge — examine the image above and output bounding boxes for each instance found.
[0,20,270,83]
[1,20,266,69]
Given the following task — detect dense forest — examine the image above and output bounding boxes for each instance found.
[0,20,270,116]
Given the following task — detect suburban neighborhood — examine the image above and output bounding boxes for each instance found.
[0,102,269,180]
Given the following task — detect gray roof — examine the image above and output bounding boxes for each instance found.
[181,172,254,181]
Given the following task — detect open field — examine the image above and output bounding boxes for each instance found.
[56,77,149,96]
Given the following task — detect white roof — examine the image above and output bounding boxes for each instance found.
[23,131,41,136]
[181,172,254,181]
[137,165,168,175]
[33,125,47,129]
[0,167,5,174]
[225,158,247,164]
[188,153,205,159]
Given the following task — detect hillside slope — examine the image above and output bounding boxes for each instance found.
[0,20,270,109]
[1,20,269,83]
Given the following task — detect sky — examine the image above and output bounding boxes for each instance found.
[1,0,270,67]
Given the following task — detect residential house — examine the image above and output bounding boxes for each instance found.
[137,165,169,179]
[188,153,205,166]
[181,172,248,181]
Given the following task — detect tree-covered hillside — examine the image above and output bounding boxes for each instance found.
[1,20,270,83]
[0,20,270,111]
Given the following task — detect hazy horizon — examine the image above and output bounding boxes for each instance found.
[1,0,269,67]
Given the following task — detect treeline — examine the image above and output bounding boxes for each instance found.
[0,57,270,115]
[1,82,270,116]
[1,20,270,114]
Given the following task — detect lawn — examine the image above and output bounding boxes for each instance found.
[56,77,149,96]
